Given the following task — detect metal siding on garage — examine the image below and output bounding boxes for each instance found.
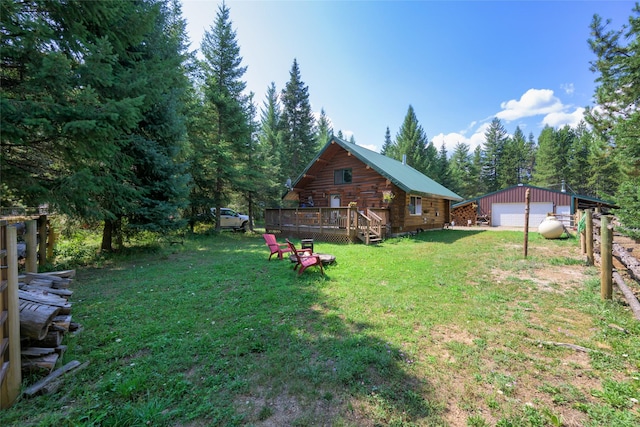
[491,202,554,227]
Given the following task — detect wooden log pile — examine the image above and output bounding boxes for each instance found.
[451,203,477,226]
[17,270,79,373]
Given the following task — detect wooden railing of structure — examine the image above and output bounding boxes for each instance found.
[0,214,56,269]
[578,209,640,321]
[0,221,21,409]
[265,207,389,244]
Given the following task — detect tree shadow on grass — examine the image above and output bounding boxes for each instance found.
[213,245,446,425]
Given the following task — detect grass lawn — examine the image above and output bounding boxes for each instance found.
[1,229,639,426]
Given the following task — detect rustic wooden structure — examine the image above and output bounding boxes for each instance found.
[452,184,617,228]
[0,212,56,268]
[582,211,640,320]
[1,222,21,409]
[266,136,462,243]
[19,270,76,373]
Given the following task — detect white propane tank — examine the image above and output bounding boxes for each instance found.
[538,215,564,239]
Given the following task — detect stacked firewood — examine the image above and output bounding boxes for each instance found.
[18,270,78,373]
[451,203,478,226]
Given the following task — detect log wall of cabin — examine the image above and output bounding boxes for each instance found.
[297,149,397,209]
[390,191,450,233]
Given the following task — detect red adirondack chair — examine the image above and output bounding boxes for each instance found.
[263,233,292,260]
[286,239,324,276]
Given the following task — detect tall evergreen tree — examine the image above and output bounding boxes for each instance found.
[587,6,640,231]
[434,143,452,188]
[235,93,261,230]
[256,82,285,207]
[470,146,486,197]
[389,105,433,176]
[449,142,474,198]
[0,0,186,250]
[124,0,192,238]
[566,121,591,194]
[480,118,508,192]
[587,135,620,199]
[499,126,531,188]
[381,127,393,155]
[531,125,574,190]
[280,58,316,182]
[315,108,333,149]
[197,1,252,231]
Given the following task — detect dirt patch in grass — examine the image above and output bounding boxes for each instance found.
[235,387,340,426]
[426,239,607,426]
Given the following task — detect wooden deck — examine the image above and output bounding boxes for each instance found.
[265,207,389,244]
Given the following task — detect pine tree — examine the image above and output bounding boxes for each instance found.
[0,0,178,250]
[566,121,591,194]
[531,126,559,188]
[381,127,393,155]
[125,0,192,237]
[470,146,485,196]
[280,58,316,181]
[499,126,529,188]
[315,108,333,149]
[434,143,452,188]
[587,136,620,199]
[198,1,252,231]
[257,82,285,207]
[391,105,433,176]
[235,93,261,231]
[531,125,574,190]
[449,142,473,198]
[587,6,640,231]
[481,118,508,192]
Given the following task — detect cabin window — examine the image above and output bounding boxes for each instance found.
[409,196,422,215]
[334,168,352,184]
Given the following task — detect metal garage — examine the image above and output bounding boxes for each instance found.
[491,202,553,227]
[451,184,617,228]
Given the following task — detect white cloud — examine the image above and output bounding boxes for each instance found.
[359,143,380,153]
[432,122,490,154]
[542,107,585,128]
[561,83,575,95]
[497,88,564,121]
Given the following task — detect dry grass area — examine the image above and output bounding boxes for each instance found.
[432,236,639,426]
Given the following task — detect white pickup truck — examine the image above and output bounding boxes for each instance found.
[211,208,249,231]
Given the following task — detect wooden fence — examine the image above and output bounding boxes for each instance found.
[578,209,640,320]
[1,221,21,409]
[0,215,56,269]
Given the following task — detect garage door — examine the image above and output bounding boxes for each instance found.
[491,203,554,227]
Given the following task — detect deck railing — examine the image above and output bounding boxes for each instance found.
[265,207,389,243]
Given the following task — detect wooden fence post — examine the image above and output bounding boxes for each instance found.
[585,209,594,266]
[26,219,38,273]
[601,215,613,300]
[38,215,47,267]
[47,219,56,260]
[524,188,530,258]
[577,210,585,254]
[1,224,22,409]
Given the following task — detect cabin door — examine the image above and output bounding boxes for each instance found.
[330,194,341,208]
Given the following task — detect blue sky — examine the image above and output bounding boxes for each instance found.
[181,0,635,154]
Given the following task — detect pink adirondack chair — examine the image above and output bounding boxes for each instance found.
[286,239,324,276]
[263,233,292,260]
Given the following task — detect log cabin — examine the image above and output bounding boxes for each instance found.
[265,136,462,244]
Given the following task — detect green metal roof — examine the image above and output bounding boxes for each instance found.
[295,136,463,201]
